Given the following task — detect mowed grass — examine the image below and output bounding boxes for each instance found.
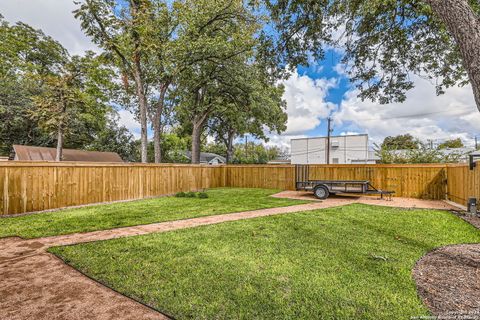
[51,204,480,319]
[0,188,307,239]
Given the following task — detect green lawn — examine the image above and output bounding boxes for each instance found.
[51,204,480,319]
[0,188,306,239]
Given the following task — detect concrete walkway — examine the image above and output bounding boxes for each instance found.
[0,195,461,320]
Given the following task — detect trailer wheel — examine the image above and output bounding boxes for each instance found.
[313,185,329,199]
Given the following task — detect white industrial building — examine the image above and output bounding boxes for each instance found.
[290,134,378,164]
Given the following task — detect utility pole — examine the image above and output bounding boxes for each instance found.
[245,135,248,158]
[476,136,478,150]
[326,117,333,164]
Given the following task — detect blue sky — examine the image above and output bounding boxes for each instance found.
[296,49,349,137]
[2,0,480,150]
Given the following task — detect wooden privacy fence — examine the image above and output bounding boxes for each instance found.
[226,164,448,200]
[446,164,480,206]
[0,162,478,215]
[0,162,225,215]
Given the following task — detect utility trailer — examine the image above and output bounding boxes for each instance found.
[295,165,394,200]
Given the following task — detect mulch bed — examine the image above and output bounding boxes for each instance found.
[413,213,480,319]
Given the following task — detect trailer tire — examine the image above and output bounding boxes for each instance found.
[313,185,329,199]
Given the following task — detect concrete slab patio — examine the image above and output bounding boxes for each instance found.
[0,194,470,320]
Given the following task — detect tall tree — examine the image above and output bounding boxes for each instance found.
[208,71,287,163]
[0,17,67,155]
[75,0,154,162]
[174,0,265,163]
[0,17,113,157]
[143,0,177,163]
[265,0,480,111]
[31,54,112,161]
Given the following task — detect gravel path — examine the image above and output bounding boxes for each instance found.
[0,193,462,320]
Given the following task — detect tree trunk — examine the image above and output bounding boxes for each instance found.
[152,82,169,163]
[152,121,162,163]
[427,0,480,112]
[133,68,149,163]
[191,122,202,164]
[226,131,235,164]
[191,113,209,164]
[131,0,149,163]
[55,123,64,162]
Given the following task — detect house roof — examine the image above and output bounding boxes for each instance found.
[184,151,226,163]
[12,145,123,162]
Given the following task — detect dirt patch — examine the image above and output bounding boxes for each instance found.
[460,214,480,229]
[413,244,480,319]
[272,190,459,210]
[0,249,166,320]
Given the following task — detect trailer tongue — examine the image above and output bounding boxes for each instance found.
[295,165,394,200]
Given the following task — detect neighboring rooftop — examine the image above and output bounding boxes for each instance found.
[12,145,123,162]
[290,134,368,141]
[184,151,226,164]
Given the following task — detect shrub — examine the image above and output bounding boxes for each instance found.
[175,192,186,198]
[185,192,197,198]
[198,192,209,199]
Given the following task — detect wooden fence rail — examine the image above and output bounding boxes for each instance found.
[0,162,478,215]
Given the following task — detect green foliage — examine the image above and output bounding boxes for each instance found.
[0,17,68,155]
[185,191,197,198]
[375,141,465,164]
[232,141,283,164]
[0,188,306,238]
[265,0,475,104]
[202,142,227,158]
[438,138,464,149]
[175,191,186,197]
[197,192,209,199]
[86,112,138,162]
[160,133,190,163]
[172,0,285,162]
[381,134,419,150]
[50,204,480,319]
[0,17,116,156]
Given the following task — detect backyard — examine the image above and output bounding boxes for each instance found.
[0,188,306,239]
[1,187,480,319]
[41,199,479,319]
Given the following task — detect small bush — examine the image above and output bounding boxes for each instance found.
[175,192,186,198]
[198,192,209,199]
[185,192,197,198]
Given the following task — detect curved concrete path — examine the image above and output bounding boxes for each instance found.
[0,194,460,320]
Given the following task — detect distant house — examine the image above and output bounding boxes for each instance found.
[267,159,291,164]
[184,151,226,165]
[291,134,379,164]
[11,145,123,162]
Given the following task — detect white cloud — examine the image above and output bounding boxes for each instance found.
[281,70,337,135]
[265,133,308,150]
[333,75,480,147]
[0,0,98,55]
[117,110,141,139]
